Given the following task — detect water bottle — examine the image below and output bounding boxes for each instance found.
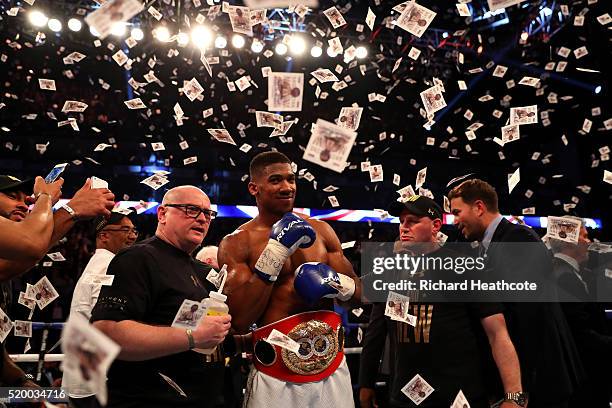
[193,291,229,354]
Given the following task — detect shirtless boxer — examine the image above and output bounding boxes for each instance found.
[219,151,361,407]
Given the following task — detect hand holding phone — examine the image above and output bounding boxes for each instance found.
[33,176,63,205]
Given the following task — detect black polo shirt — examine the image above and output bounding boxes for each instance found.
[91,236,224,408]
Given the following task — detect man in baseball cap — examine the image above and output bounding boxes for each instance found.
[0,175,35,221]
[0,175,34,193]
[359,194,523,408]
[388,195,444,249]
[388,195,443,221]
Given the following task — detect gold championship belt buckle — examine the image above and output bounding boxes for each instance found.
[251,311,345,383]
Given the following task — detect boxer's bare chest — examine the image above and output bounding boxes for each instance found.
[245,226,333,326]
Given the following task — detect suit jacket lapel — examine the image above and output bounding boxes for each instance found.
[490,217,510,243]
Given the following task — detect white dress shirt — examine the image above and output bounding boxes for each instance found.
[481,214,504,255]
[62,248,115,398]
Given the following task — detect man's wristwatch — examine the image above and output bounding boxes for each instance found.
[60,203,78,221]
[504,392,528,407]
[186,329,195,350]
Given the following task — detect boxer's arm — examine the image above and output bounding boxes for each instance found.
[314,220,362,305]
[219,231,274,333]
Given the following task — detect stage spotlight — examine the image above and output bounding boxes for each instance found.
[154,26,171,42]
[89,25,100,37]
[215,36,227,49]
[67,18,82,32]
[594,85,602,94]
[520,32,528,41]
[110,22,126,37]
[29,10,48,28]
[477,45,483,54]
[442,31,449,38]
[177,32,189,46]
[48,18,62,32]
[232,34,245,48]
[251,39,264,53]
[131,27,144,41]
[326,46,338,57]
[191,25,212,48]
[275,42,288,55]
[311,45,323,58]
[289,36,306,55]
[355,46,368,59]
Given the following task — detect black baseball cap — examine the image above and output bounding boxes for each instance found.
[388,195,443,220]
[0,175,34,193]
[94,211,130,233]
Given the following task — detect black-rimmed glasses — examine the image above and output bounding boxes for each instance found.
[165,204,218,220]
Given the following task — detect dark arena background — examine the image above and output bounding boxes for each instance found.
[0,0,610,407]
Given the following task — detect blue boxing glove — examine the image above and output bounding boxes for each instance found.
[254,213,316,282]
[294,262,356,305]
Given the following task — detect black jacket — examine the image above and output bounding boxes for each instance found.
[553,256,612,407]
[485,218,586,406]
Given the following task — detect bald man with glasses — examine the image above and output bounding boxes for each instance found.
[91,186,233,408]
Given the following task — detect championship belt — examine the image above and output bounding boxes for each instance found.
[251,311,345,383]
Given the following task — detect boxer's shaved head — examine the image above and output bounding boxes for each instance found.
[249,151,291,181]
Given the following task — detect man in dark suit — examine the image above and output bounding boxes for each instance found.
[549,219,612,407]
[448,179,585,408]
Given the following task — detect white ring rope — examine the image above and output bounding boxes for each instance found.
[10,353,64,362]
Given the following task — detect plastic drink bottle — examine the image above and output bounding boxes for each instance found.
[193,291,229,354]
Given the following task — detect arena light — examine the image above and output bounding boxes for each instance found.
[520,31,529,41]
[191,25,212,48]
[29,10,48,28]
[275,42,288,55]
[594,85,602,94]
[130,27,144,41]
[111,22,127,37]
[310,45,322,58]
[231,34,245,48]
[89,25,100,37]
[251,39,264,53]
[48,18,62,32]
[355,46,368,59]
[289,36,306,55]
[67,18,82,32]
[154,26,171,42]
[215,36,227,49]
[177,32,189,46]
[326,46,338,57]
